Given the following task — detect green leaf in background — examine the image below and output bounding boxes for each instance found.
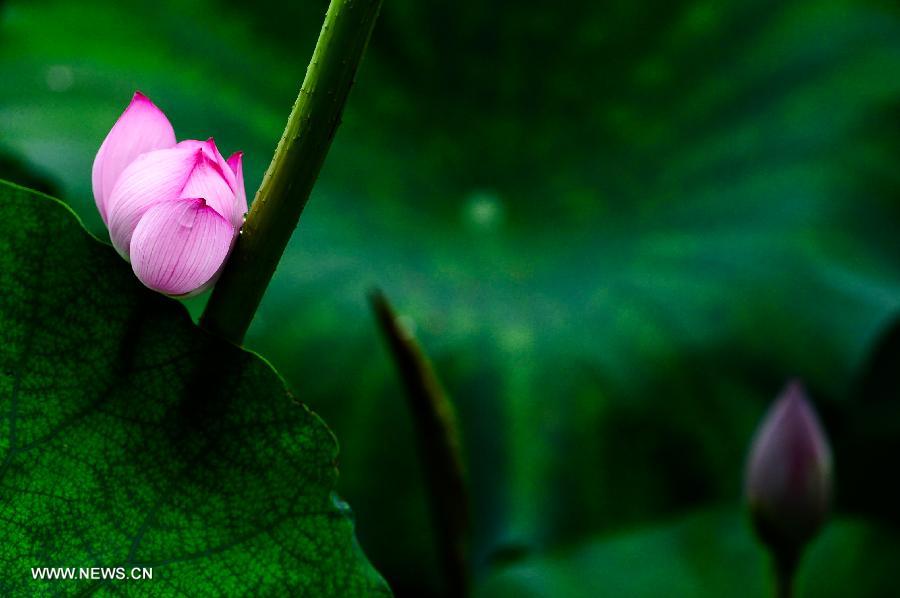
[4,0,900,595]
[0,181,389,596]
[475,509,900,598]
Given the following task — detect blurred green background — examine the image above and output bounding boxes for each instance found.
[3,0,900,595]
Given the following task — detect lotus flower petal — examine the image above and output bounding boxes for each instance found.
[179,154,238,229]
[177,138,236,191]
[129,198,235,296]
[226,151,247,229]
[106,146,204,258]
[92,92,176,224]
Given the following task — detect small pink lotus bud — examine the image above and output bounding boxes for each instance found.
[92,93,246,296]
[745,381,833,556]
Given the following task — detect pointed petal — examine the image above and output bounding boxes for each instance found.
[129,198,235,296]
[746,382,832,508]
[92,92,176,224]
[177,138,236,190]
[106,146,203,258]
[176,139,208,154]
[179,153,238,226]
[226,151,247,229]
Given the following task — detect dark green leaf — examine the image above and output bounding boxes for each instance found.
[0,180,389,596]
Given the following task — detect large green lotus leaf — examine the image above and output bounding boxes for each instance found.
[475,509,900,598]
[4,0,900,595]
[0,180,389,596]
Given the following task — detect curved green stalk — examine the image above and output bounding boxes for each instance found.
[370,290,471,597]
[201,0,382,343]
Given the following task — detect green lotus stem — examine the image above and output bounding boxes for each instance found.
[201,0,382,343]
[370,290,471,597]
[773,550,798,598]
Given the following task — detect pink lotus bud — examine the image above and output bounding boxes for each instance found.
[92,93,246,296]
[745,381,833,555]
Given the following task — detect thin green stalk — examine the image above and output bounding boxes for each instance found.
[201,0,382,343]
[773,550,798,598]
[370,290,471,597]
